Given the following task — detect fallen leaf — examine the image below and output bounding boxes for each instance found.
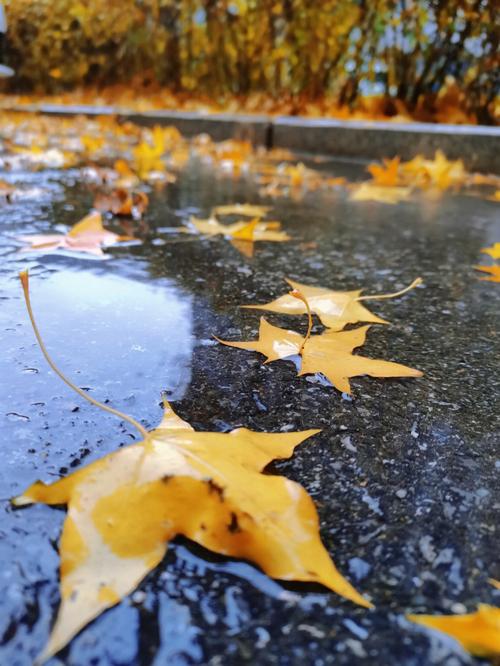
[367,157,401,186]
[0,179,15,201]
[132,140,165,180]
[81,134,105,156]
[350,183,411,204]
[242,278,421,331]
[408,605,500,657]
[213,204,271,218]
[401,151,466,190]
[113,159,140,188]
[94,189,149,218]
[217,318,422,394]
[11,145,75,169]
[19,211,134,257]
[474,265,500,282]
[481,242,500,260]
[14,271,370,661]
[190,216,290,242]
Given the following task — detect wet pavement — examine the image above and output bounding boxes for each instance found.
[0,155,499,665]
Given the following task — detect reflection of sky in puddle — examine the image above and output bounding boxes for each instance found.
[26,269,194,404]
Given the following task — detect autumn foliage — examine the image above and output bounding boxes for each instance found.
[3,0,498,124]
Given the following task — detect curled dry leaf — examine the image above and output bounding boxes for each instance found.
[18,211,135,257]
[216,318,422,395]
[242,278,421,331]
[14,271,370,662]
[408,605,500,658]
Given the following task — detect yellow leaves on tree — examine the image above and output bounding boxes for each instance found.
[18,212,135,258]
[14,271,370,661]
[408,605,500,658]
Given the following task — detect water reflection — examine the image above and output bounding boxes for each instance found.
[22,268,194,405]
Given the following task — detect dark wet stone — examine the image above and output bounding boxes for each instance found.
[0,157,498,665]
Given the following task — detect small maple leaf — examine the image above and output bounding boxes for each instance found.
[474,265,500,282]
[14,271,371,662]
[350,183,411,204]
[217,317,422,394]
[113,159,140,189]
[367,157,401,186]
[242,278,421,331]
[80,134,105,156]
[481,242,500,260]
[132,140,165,179]
[408,605,500,657]
[401,151,466,190]
[18,211,135,257]
[190,215,290,242]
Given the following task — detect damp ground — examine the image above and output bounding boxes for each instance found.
[0,154,499,665]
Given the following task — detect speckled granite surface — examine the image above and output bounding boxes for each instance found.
[0,158,498,665]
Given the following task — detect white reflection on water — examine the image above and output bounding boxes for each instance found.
[23,269,194,404]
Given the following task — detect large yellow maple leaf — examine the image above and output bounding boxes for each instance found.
[14,271,370,662]
[242,278,421,331]
[217,318,422,394]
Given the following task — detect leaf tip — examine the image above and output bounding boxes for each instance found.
[11,493,32,507]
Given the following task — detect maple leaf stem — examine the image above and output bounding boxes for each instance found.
[289,289,312,354]
[356,277,423,302]
[19,270,148,439]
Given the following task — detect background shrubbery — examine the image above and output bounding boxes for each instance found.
[4,0,498,123]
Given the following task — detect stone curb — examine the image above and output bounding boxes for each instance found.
[3,103,499,172]
[273,117,500,173]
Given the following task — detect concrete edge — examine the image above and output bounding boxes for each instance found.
[273,116,500,173]
[2,103,498,172]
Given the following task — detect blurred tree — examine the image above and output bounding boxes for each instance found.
[3,0,498,122]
